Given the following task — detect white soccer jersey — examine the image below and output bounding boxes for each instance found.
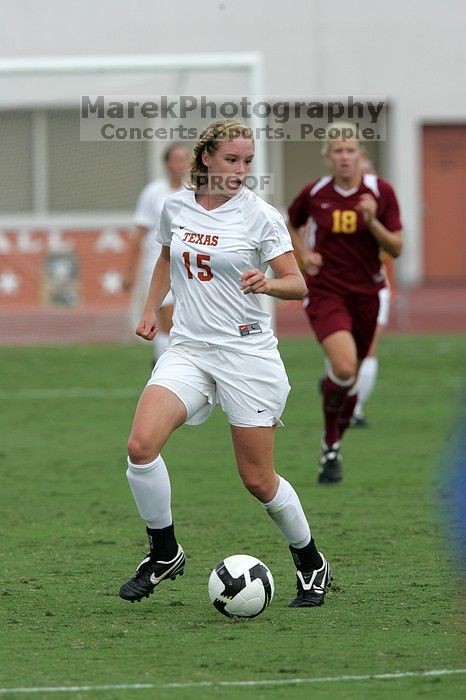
[156,187,293,354]
[134,178,181,271]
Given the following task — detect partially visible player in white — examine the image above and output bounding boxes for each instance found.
[123,144,188,361]
[351,153,392,427]
[351,277,391,426]
[118,119,331,609]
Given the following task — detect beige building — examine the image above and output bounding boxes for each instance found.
[1,0,465,287]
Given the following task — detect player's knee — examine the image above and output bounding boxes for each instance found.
[331,359,357,382]
[241,472,272,502]
[127,433,158,464]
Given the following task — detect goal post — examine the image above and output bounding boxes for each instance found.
[0,52,278,343]
[0,51,268,176]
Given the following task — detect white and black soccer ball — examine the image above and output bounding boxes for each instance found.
[208,554,274,619]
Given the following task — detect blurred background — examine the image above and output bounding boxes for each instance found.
[0,0,465,344]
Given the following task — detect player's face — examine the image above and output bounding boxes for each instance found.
[166,147,189,178]
[202,137,254,196]
[326,139,362,182]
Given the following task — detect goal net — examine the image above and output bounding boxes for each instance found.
[0,53,274,346]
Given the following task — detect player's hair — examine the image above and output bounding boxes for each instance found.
[321,121,361,156]
[163,143,187,162]
[186,119,254,190]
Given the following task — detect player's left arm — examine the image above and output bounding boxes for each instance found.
[239,251,307,300]
[356,193,403,258]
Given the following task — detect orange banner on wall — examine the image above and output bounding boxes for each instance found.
[0,227,132,309]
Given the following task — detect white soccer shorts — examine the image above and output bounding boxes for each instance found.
[147,343,291,428]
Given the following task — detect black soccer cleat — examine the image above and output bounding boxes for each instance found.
[119,544,185,602]
[288,552,332,608]
[318,441,343,484]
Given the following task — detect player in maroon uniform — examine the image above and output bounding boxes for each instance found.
[287,128,403,483]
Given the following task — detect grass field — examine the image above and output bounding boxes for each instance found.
[1,334,466,700]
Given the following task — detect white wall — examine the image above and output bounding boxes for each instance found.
[1,0,465,284]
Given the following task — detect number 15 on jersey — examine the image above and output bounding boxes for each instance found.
[183,252,213,281]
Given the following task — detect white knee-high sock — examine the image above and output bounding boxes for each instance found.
[263,476,311,549]
[126,455,172,529]
[153,331,170,360]
[354,356,379,417]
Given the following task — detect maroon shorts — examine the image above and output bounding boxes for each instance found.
[304,287,379,360]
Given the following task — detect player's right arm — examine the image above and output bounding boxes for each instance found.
[136,246,171,341]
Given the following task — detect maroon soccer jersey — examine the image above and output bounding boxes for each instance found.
[288,174,402,295]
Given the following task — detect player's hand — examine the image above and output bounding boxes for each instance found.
[303,251,323,276]
[136,312,158,340]
[239,268,270,295]
[356,193,378,225]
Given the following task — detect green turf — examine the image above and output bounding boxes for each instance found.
[1,335,465,700]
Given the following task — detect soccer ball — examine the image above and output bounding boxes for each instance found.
[208,554,274,619]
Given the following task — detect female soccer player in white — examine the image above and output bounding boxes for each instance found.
[123,144,188,362]
[119,119,331,608]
